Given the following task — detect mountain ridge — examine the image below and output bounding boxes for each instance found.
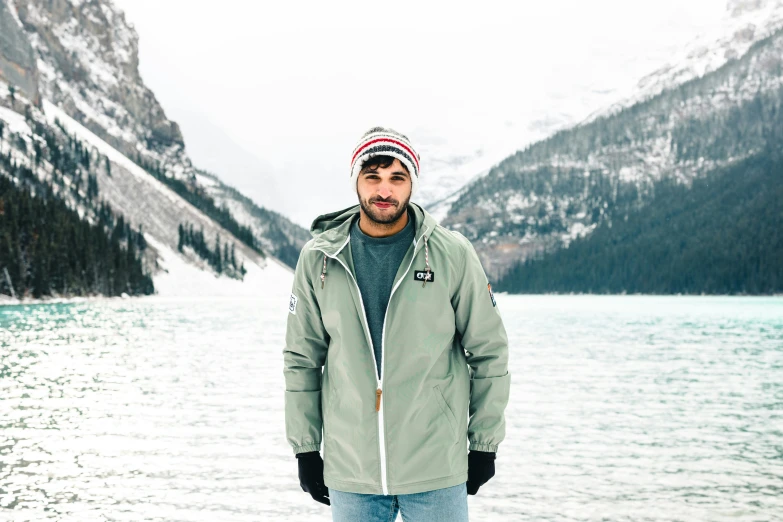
[0,0,300,299]
[440,16,783,280]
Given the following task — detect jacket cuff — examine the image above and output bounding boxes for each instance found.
[469,442,499,452]
[292,443,321,455]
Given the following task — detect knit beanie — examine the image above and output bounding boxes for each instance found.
[350,126,420,196]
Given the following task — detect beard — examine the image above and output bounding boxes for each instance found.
[358,191,411,226]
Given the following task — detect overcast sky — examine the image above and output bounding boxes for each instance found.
[112,0,726,228]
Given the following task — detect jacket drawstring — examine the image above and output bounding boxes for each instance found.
[321,254,327,289]
[422,235,431,287]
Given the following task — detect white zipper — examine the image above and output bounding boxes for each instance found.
[377,224,429,495]
[315,238,385,491]
[316,224,430,496]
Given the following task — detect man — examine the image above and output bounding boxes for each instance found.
[283,126,510,521]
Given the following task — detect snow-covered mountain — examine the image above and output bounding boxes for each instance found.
[581,0,783,125]
[422,0,783,225]
[0,0,305,297]
[12,0,190,179]
[439,3,783,279]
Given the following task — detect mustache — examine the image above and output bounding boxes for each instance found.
[370,197,398,205]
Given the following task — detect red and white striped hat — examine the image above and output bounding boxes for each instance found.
[350,126,421,196]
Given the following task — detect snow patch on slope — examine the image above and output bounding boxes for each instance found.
[0,105,32,135]
[4,0,24,28]
[144,235,293,298]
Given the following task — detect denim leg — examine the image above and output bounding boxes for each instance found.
[328,487,401,522]
[397,482,469,522]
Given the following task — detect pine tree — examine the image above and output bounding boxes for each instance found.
[0,172,153,298]
[214,234,222,274]
[178,223,184,252]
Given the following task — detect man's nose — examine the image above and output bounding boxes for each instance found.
[378,185,392,199]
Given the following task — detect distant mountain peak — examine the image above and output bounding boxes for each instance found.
[727,0,782,17]
[578,0,783,128]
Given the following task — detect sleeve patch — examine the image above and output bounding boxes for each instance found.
[288,293,298,314]
[487,283,497,307]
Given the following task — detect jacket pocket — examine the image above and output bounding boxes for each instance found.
[433,385,459,445]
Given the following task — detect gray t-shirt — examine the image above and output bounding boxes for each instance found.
[350,208,416,379]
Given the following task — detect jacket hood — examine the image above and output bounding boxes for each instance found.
[309,202,438,256]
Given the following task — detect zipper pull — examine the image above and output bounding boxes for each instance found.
[375,388,382,411]
[422,267,431,287]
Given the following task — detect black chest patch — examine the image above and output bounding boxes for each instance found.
[413,270,434,283]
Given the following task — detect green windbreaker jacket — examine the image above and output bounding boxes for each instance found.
[283,202,511,495]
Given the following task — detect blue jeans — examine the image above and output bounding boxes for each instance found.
[328,482,469,522]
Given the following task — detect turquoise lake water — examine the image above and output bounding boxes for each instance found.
[1,295,781,521]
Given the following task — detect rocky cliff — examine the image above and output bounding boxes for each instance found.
[0,0,39,105]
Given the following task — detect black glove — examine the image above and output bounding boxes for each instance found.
[466,450,496,495]
[296,451,330,505]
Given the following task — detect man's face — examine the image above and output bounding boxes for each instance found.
[356,157,412,225]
